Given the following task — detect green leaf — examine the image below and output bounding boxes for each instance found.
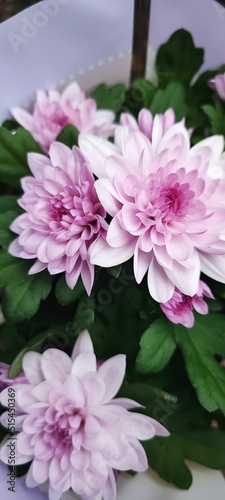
[55,275,85,306]
[150,82,187,119]
[156,29,204,87]
[107,265,122,279]
[92,83,126,112]
[0,196,22,249]
[119,381,191,488]
[144,438,193,489]
[0,251,53,323]
[184,70,219,131]
[172,428,225,470]
[136,318,176,374]
[0,323,25,364]
[213,281,225,300]
[134,386,225,488]
[0,127,42,188]
[164,397,225,471]
[0,195,20,212]
[0,211,20,249]
[202,102,225,135]
[2,119,19,131]
[9,324,64,378]
[145,424,225,487]
[56,125,79,148]
[129,79,156,108]
[119,381,178,409]
[90,275,148,360]
[173,314,225,414]
[73,295,94,334]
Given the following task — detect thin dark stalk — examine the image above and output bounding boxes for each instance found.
[130,0,151,83]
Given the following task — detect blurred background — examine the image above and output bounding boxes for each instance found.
[1,0,225,24]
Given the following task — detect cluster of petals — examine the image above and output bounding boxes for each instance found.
[79,111,225,303]
[208,73,225,100]
[160,280,214,328]
[120,108,176,141]
[0,362,27,392]
[12,82,115,152]
[0,330,169,500]
[9,143,107,294]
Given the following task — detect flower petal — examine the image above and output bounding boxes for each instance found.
[95,179,122,216]
[166,254,200,296]
[90,237,135,267]
[107,216,135,248]
[79,134,118,178]
[71,352,97,376]
[23,352,44,384]
[98,354,126,404]
[41,349,72,382]
[147,257,174,303]
[199,252,225,284]
[71,330,94,361]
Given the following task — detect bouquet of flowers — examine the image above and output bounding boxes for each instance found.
[0,7,225,498]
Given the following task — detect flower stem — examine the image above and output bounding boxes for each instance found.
[130,0,152,82]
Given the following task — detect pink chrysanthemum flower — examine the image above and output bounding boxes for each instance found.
[12,82,115,152]
[160,280,214,328]
[0,362,27,392]
[9,143,107,294]
[79,113,225,303]
[208,73,225,100]
[0,330,169,500]
[120,108,176,141]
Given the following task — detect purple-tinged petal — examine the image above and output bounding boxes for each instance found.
[123,412,169,440]
[31,459,50,484]
[122,130,153,168]
[199,252,225,284]
[107,216,135,248]
[29,260,48,274]
[89,237,135,267]
[190,135,224,162]
[12,107,34,130]
[71,330,94,360]
[166,234,193,261]
[41,349,72,382]
[102,468,117,500]
[134,245,151,283]
[80,260,94,296]
[120,112,139,130]
[166,255,200,297]
[98,355,126,404]
[148,257,174,303]
[25,464,40,488]
[71,352,97,376]
[23,352,44,384]
[79,134,118,178]
[112,398,143,409]
[49,142,73,169]
[95,179,122,216]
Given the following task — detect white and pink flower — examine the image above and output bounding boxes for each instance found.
[0,330,169,500]
[9,143,107,294]
[208,73,225,100]
[0,362,27,392]
[160,280,214,328]
[12,82,115,152]
[79,112,225,303]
